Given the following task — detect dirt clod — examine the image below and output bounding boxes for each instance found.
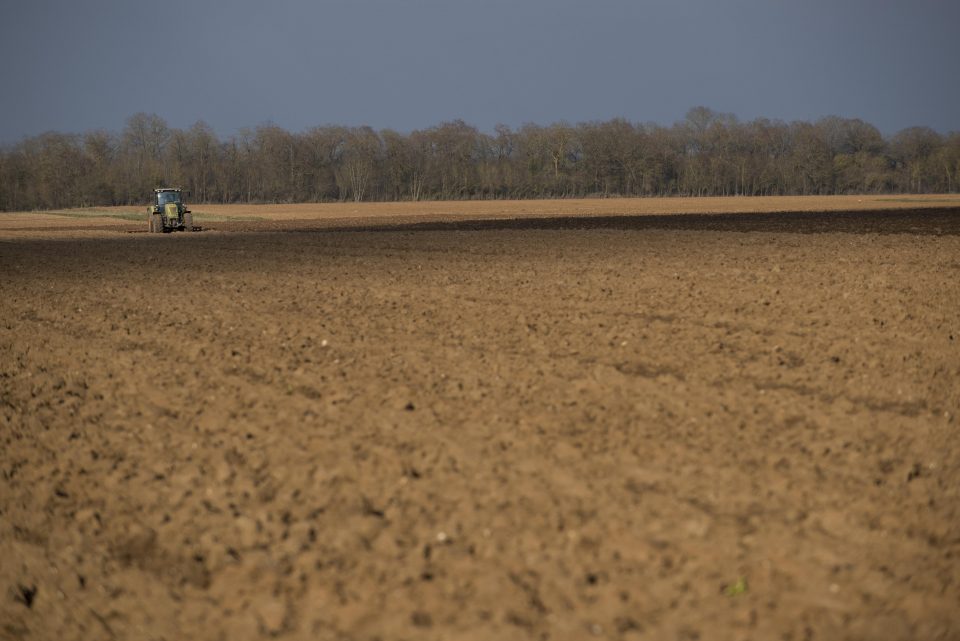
[15,585,37,609]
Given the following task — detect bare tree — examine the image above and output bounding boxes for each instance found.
[892,127,943,193]
[335,127,381,202]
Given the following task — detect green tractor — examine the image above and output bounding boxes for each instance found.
[148,188,197,233]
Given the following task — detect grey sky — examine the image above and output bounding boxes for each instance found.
[1,0,958,143]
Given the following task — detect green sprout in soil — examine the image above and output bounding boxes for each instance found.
[724,577,749,597]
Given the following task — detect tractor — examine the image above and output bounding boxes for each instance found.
[148,188,197,233]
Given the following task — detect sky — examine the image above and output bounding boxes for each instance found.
[1,0,958,143]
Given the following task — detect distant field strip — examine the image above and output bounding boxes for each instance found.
[43,209,266,222]
[2,195,958,239]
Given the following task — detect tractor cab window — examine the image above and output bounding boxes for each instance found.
[156,191,181,206]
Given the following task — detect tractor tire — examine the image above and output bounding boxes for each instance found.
[183,212,193,231]
[150,213,163,233]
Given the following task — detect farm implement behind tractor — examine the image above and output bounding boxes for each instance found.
[148,188,200,233]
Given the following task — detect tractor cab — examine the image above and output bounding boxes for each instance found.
[155,189,183,208]
[148,187,195,233]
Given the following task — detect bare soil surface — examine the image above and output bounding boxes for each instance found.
[2,204,959,640]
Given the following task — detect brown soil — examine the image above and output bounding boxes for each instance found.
[1,203,959,640]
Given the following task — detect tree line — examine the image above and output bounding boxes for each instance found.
[1,107,958,211]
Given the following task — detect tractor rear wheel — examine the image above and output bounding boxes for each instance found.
[183,212,193,231]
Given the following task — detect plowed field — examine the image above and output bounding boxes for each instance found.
[2,201,959,641]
